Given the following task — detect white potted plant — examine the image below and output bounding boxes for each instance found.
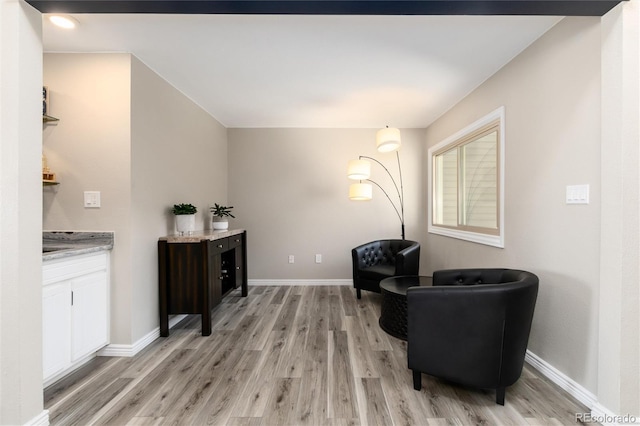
[172,203,197,235]
[210,203,235,230]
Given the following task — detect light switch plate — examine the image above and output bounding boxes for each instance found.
[84,191,101,208]
[566,184,589,204]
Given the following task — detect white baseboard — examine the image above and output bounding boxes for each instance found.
[524,350,639,424]
[526,351,640,424]
[24,410,49,426]
[249,279,352,287]
[44,351,99,388]
[525,350,598,409]
[98,315,187,358]
[97,334,155,357]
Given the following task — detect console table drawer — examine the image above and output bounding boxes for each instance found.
[228,235,243,249]
[210,238,229,254]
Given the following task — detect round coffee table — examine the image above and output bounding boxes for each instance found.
[379,275,432,340]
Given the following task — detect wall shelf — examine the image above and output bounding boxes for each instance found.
[43,180,59,186]
[43,114,59,123]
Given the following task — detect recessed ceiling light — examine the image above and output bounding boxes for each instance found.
[48,15,79,29]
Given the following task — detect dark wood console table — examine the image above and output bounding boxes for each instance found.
[158,229,248,336]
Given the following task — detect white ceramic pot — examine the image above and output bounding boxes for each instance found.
[175,214,195,235]
[212,217,229,230]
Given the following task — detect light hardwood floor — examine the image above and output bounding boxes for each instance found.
[45,286,591,425]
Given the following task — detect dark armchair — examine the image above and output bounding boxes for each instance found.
[407,268,539,405]
[351,239,420,299]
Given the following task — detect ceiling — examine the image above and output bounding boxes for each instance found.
[42,14,563,128]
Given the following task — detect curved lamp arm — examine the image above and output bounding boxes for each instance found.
[364,178,401,221]
[358,152,405,240]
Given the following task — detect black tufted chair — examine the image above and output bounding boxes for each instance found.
[407,268,539,405]
[351,239,420,299]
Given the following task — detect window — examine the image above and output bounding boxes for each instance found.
[428,107,505,247]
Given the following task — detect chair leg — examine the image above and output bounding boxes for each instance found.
[412,370,422,391]
[496,387,505,405]
[356,288,362,299]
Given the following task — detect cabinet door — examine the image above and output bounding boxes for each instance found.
[71,270,108,361]
[234,245,244,290]
[227,234,243,290]
[43,282,71,380]
[208,249,223,308]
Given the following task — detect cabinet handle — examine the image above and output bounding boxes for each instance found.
[217,244,224,248]
[71,291,74,306]
[235,239,240,242]
[236,266,240,270]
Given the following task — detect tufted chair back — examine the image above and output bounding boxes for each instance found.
[355,240,414,268]
[351,239,420,299]
[432,268,527,286]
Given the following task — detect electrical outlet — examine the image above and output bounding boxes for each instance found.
[288,255,295,264]
[315,254,322,263]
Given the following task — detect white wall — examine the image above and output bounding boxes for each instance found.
[0,0,45,423]
[423,17,602,393]
[228,128,423,280]
[43,53,228,345]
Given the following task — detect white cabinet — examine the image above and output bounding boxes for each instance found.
[43,282,71,380]
[43,251,109,385]
[70,270,109,361]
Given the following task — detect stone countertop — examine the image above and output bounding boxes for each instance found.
[159,229,245,243]
[43,231,114,261]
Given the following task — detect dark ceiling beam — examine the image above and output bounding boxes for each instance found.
[27,0,624,16]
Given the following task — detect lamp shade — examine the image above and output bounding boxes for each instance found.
[347,159,371,180]
[349,183,373,201]
[376,127,401,153]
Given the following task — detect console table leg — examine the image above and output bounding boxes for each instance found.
[202,310,212,336]
[241,233,248,297]
[160,315,169,337]
[158,240,170,337]
[413,370,422,390]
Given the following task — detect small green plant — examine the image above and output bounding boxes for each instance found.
[171,203,197,215]
[210,203,235,218]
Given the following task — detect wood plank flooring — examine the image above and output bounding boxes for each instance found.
[45,286,591,425]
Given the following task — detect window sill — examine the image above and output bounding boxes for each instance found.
[428,225,504,248]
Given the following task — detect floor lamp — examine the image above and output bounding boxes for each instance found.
[348,127,405,240]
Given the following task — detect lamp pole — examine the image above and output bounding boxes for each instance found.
[358,152,405,240]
